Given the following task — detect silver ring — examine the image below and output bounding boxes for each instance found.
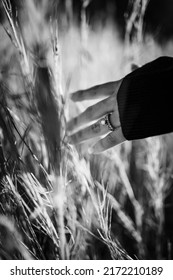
[100,113,117,131]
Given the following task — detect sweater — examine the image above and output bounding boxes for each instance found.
[117,56,173,140]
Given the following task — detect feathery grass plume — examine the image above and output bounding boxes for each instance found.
[124,0,150,67]
[25,0,64,174]
[0,0,173,260]
[27,1,67,258]
[123,0,170,258]
[0,169,61,259]
[143,137,170,258]
[1,0,32,89]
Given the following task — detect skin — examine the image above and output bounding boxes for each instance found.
[67,79,126,154]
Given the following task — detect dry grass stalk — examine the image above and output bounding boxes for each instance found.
[0,0,172,260]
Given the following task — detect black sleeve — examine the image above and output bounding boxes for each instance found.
[117,56,173,140]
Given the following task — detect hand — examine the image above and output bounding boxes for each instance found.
[67,79,126,154]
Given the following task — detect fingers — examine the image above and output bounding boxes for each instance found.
[69,119,109,144]
[89,127,126,154]
[67,96,115,132]
[68,79,125,153]
[70,80,122,102]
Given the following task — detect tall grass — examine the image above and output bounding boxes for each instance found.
[0,0,173,260]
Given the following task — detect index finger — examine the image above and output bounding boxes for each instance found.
[71,80,122,102]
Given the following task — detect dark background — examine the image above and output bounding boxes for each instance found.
[1,0,173,43]
[72,0,173,43]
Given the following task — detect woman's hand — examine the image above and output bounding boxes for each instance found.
[67,79,126,154]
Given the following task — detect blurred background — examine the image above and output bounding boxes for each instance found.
[59,0,173,42]
[0,0,173,260]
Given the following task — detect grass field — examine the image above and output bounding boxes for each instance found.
[0,0,173,260]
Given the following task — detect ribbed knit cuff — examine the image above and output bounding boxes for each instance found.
[117,57,173,140]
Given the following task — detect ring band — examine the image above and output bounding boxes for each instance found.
[100,113,118,132]
[105,113,115,131]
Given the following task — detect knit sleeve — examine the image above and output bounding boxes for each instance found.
[117,56,173,140]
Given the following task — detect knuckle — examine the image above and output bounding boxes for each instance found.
[72,117,78,127]
[71,130,83,143]
[91,122,101,133]
[85,106,93,117]
[77,130,83,140]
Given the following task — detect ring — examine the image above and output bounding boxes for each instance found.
[100,113,117,131]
